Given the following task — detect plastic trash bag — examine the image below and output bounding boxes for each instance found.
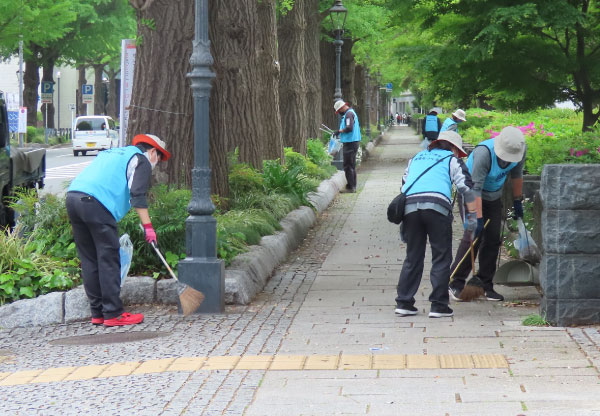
[513,218,541,264]
[328,134,342,155]
[119,233,133,286]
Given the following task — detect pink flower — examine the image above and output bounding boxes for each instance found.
[540,124,543,130]
[570,148,575,156]
[576,150,584,157]
[547,132,554,136]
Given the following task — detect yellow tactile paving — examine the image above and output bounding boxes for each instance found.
[133,358,176,375]
[304,355,339,370]
[0,354,508,385]
[439,355,475,369]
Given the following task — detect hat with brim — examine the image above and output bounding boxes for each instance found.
[452,109,467,122]
[132,134,171,161]
[428,130,467,158]
[334,100,347,114]
[494,126,525,162]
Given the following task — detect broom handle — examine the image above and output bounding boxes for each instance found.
[450,219,491,281]
[151,241,179,282]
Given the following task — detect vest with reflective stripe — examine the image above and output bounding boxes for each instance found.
[339,109,362,143]
[424,115,439,132]
[403,149,453,201]
[68,146,142,221]
[466,139,517,192]
[440,117,457,133]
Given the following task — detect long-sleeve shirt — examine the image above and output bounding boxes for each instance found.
[126,153,153,208]
[469,145,526,201]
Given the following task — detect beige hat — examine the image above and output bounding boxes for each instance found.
[334,100,347,113]
[132,134,171,161]
[494,126,525,162]
[452,109,467,122]
[429,130,467,158]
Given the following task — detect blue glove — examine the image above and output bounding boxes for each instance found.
[464,212,478,236]
[513,199,524,218]
[474,217,485,238]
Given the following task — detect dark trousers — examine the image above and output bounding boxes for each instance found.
[66,192,124,320]
[395,209,453,309]
[449,198,503,292]
[342,141,359,190]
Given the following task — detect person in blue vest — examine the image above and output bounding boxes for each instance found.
[395,131,477,318]
[334,100,362,193]
[66,134,171,327]
[440,109,467,133]
[421,109,442,144]
[448,126,526,302]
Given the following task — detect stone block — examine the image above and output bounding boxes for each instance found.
[64,286,91,323]
[260,234,289,266]
[120,276,156,305]
[541,164,600,210]
[541,297,600,326]
[0,291,64,329]
[542,209,600,254]
[540,254,600,299]
[224,269,254,305]
[156,279,179,305]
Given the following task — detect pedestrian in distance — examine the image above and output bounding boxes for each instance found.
[448,126,527,302]
[395,131,477,318]
[440,109,467,133]
[421,109,442,148]
[66,134,171,327]
[334,100,362,193]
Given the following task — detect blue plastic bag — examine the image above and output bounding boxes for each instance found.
[119,233,133,286]
[328,135,342,155]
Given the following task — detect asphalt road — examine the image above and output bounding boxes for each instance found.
[42,146,99,195]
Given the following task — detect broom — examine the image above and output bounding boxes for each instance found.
[449,219,490,301]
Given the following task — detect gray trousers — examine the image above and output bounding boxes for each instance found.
[66,191,124,320]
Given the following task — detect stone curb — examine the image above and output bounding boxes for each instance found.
[0,138,380,329]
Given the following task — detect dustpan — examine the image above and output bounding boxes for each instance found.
[494,260,539,287]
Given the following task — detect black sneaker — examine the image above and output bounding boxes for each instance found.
[485,289,504,301]
[394,305,418,316]
[448,287,463,302]
[429,305,454,318]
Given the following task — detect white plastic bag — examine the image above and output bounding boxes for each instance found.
[119,233,133,286]
[513,218,541,264]
[328,134,342,155]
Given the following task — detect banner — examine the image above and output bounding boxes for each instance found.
[18,107,27,133]
[119,39,136,147]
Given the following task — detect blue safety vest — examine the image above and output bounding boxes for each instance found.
[466,139,517,192]
[339,109,361,143]
[440,118,457,133]
[68,146,143,221]
[424,115,439,133]
[403,149,453,201]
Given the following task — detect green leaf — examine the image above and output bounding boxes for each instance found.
[19,287,35,298]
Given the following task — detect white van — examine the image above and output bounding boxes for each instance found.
[72,116,119,156]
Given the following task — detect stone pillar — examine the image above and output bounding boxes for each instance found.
[540,164,600,326]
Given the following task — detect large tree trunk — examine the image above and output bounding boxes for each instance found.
[93,64,105,115]
[256,0,283,161]
[320,39,336,131]
[106,67,119,119]
[23,55,40,127]
[278,1,308,154]
[354,65,365,129]
[341,38,355,106]
[128,0,194,186]
[304,0,321,139]
[77,66,88,117]
[41,64,55,129]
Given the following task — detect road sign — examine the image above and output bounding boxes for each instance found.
[41,81,54,104]
[386,82,393,92]
[18,107,27,133]
[82,84,94,104]
[68,103,76,111]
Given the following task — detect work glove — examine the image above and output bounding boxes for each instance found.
[474,217,485,239]
[464,212,478,237]
[142,222,157,244]
[513,199,524,219]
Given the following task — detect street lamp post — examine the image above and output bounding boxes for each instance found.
[177,0,224,313]
[365,69,371,141]
[329,1,347,103]
[375,71,381,131]
[56,71,61,131]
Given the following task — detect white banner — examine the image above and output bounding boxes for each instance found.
[119,39,136,147]
[18,107,27,133]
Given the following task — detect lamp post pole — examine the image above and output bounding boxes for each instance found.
[177,0,224,313]
[375,72,381,132]
[333,29,343,103]
[57,71,61,131]
[365,70,371,141]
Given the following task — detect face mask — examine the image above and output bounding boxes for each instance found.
[145,151,158,169]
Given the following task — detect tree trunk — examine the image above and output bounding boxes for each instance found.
[128,0,195,186]
[256,0,283,161]
[341,38,355,106]
[77,66,88,117]
[41,64,55,129]
[23,55,40,127]
[304,0,322,139]
[353,65,365,129]
[320,38,336,131]
[106,67,119,119]
[278,1,308,154]
[93,64,105,115]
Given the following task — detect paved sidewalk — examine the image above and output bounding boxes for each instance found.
[1,127,599,415]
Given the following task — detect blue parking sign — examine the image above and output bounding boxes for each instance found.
[82,84,94,95]
[41,81,54,94]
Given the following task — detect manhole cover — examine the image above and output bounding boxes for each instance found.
[49,331,171,346]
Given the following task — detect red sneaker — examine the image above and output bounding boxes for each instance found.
[103,312,144,327]
[91,317,104,325]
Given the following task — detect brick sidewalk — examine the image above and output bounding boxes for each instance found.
[1,127,599,415]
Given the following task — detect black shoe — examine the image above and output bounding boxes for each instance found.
[429,305,454,318]
[394,305,418,316]
[485,289,504,301]
[448,287,463,302]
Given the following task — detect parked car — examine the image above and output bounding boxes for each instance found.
[72,115,119,156]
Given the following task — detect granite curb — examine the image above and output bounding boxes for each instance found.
[0,141,378,328]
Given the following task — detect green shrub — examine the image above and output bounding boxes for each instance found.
[263,159,316,207]
[306,138,331,167]
[229,161,265,198]
[231,192,298,221]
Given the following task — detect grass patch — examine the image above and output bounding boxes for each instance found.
[522,313,550,327]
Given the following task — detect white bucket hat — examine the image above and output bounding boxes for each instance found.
[494,126,525,162]
[452,109,467,122]
[334,100,347,113]
[428,130,467,158]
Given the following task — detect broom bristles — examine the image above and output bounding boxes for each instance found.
[179,287,205,316]
[458,276,485,301]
